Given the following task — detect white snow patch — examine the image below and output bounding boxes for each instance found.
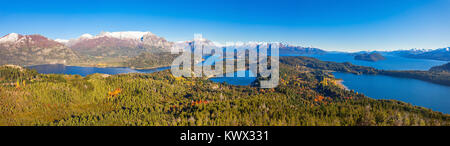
[96,31,153,40]
[0,33,20,43]
[55,39,69,44]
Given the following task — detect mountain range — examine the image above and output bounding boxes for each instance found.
[0,32,176,68]
[1,31,448,68]
[66,31,172,57]
[387,47,450,61]
[0,32,329,68]
[0,33,79,66]
[278,43,326,55]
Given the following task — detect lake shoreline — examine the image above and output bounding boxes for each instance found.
[333,72,450,114]
[335,79,349,90]
[26,63,170,70]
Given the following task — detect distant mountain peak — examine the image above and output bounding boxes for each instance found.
[68,31,159,43]
[66,31,172,57]
[80,33,94,39]
[387,47,450,61]
[55,39,69,44]
[409,48,432,52]
[408,47,450,53]
[439,47,450,52]
[97,31,154,40]
[0,33,22,43]
[0,33,63,48]
[67,31,156,46]
[0,33,78,66]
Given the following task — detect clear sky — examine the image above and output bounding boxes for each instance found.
[0,0,449,51]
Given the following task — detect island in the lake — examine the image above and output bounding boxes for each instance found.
[354,52,386,62]
[429,62,450,72]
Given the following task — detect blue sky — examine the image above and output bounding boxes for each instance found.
[0,0,449,51]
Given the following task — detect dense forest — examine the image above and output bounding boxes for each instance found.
[0,57,448,126]
[380,62,450,86]
[124,52,178,69]
[280,56,379,74]
[380,70,450,86]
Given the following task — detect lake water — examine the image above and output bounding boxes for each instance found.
[285,53,447,70]
[28,64,170,77]
[299,53,450,113]
[333,72,450,114]
[28,64,257,86]
[27,54,450,113]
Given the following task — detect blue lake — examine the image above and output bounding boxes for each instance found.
[28,64,170,77]
[28,64,257,86]
[333,72,450,114]
[285,53,447,70]
[26,54,450,113]
[297,53,450,113]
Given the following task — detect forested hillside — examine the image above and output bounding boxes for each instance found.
[0,34,79,66]
[0,58,448,126]
[124,52,179,69]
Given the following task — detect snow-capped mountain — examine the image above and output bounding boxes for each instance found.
[66,31,171,46]
[0,33,65,49]
[55,39,69,44]
[173,38,327,57]
[65,31,173,57]
[0,33,21,43]
[0,31,328,67]
[66,31,150,45]
[0,33,79,66]
[278,43,326,55]
[387,47,450,61]
[392,48,433,54]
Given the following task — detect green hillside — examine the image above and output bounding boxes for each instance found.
[0,57,448,126]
